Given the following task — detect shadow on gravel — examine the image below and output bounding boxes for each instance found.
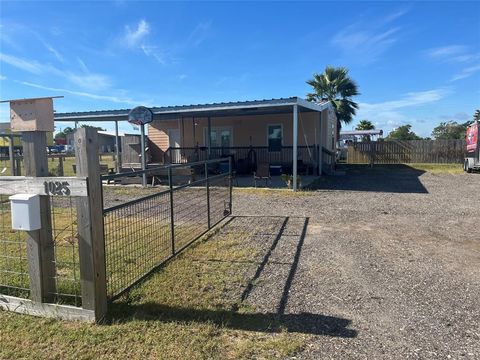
[308,164,428,193]
[110,216,357,338]
[110,302,357,338]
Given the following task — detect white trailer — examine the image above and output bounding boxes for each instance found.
[464,120,480,172]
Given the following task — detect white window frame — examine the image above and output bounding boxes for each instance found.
[203,126,234,147]
[266,123,283,150]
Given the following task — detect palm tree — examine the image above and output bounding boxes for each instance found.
[356,120,375,131]
[355,120,375,141]
[306,66,360,133]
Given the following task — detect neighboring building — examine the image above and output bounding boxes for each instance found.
[339,129,383,147]
[0,122,53,148]
[65,130,125,153]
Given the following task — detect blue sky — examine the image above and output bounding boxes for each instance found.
[0,1,479,137]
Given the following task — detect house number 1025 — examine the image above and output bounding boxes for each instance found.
[43,181,71,196]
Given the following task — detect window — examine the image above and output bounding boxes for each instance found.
[268,124,282,151]
[204,127,233,148]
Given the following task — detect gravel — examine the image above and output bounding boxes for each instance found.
[228,168,480,359]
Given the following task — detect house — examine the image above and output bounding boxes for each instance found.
[55,97,337,190]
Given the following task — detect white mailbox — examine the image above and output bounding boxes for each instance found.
[9,194,41,231]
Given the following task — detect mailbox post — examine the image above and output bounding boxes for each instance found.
[1,96,63,302]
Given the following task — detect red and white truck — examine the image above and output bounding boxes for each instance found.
[464,119,479,172]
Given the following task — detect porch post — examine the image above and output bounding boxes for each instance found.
[293,104,298,191]
[114,120,121,173]
[207,116,212,159]
[8,134,15,176]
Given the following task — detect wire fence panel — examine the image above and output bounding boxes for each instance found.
[0,195,30,298]
[0,194,81,305]
[102,158,232,301]
[104,191,172,299]
[49,196,82,306]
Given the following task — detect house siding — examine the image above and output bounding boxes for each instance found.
[148,112,328,162]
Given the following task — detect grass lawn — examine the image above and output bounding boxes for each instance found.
[0,155,116,177]
[0,224,308,360]
[405,163,464,174]
[337,163,464,174]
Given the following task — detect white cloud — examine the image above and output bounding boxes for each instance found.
[450,64,480,82]
[355,88,450,133]
[140,45,167,65]
[65,72,111,91]
[331,9,406,64]
[187,21,212,47]
[359,88,449,113]
[425,45,479,63]
[44,42,64,62]
[0,52,112,90]
[0,53,47,74]
[124,19,150,48]
[0,75,6,80]
[16,81,151,107]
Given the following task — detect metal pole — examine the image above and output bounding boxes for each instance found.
[205,162,211,229]
[115,120,120,173]
[229,156,233,215]
[293,104,298,191]
[140,124,147,187]
[168,167,175,255]
[207,116,212,160]
[8,134,14,176]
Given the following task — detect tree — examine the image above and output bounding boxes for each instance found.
[386,125,422,140]
[306,66,360,133]
[355,120,375,141]
[431,121,468,140]
[474,109,480,122]
[356,120,375,130]
[80,124,105,131]
[55,126,75,139]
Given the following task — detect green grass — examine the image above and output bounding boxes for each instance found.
[338,163,464,175]
[0,155,116,177]
[0,223,309,359]
[405,163,464,174]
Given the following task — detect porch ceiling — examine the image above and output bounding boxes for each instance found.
[54,97,331,122]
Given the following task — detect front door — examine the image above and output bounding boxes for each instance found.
[168,129,181,162]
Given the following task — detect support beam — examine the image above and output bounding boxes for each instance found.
[114,120,121,173]
[74,128,107,322]
[140,124,147,186]
[207,116,212,159]
[8,134,14,176]
[293,105,298,191]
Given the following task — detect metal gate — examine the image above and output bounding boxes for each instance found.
[101,158,232,300]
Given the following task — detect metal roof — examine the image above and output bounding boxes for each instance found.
[54,97,331,122]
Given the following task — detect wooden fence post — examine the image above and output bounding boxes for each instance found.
[22,132,56,303]
[57,156,64,176]
[74,128,107,322]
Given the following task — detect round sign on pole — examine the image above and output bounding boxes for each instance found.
[128,106,153,126]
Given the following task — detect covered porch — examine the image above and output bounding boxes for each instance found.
[149,97,337,190]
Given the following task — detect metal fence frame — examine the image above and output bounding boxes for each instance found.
[101,158,233,301]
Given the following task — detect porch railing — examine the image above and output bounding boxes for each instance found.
[163,146,319,174]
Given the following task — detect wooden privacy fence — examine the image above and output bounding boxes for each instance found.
[347,139,466,164]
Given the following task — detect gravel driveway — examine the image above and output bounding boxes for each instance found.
[229,167,479,359]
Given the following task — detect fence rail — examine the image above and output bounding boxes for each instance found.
[347,139,466,164]
[102,158,232,300]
